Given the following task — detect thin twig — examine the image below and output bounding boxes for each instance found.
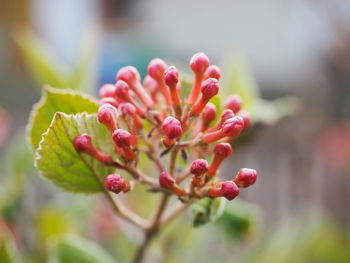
[160,200,194,226]
[132,194,170,263]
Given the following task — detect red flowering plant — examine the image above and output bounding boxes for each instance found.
[27,52,258,263]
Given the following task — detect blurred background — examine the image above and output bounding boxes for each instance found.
[0,0,349,262]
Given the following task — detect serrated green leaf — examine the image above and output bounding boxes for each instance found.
[27,87,99,150]
[191,197,226,227]
[35,113,115,193]
[47,235,116,263]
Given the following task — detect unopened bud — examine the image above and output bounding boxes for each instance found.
[237,110,252,129]
[161,116,183,140]
[208,143,232,176]
[148,58,167,81]
[105,174,129,194]
[204,65,221,80]
[191,78,219,116]
[224,95,242,113]
[221,116,245,138]
[99,84,117,98]
[159,171,175,189]
[190,159,208,176]
[74,133,93,154]
[233,168,258,188]
[112,129,132,148]
[97,104,118,132]
[190,52,210,76]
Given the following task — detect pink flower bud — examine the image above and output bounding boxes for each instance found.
[99,84,117,98]
[187,52,210,105]
[201,103,217,131]
[224,95,242,113]
[159,171,175,189]
[234,168,258,188]
[208,143,232,176]
[105,174,129,194]
[204,65,221,80]
[147,59,171,105]
[119,102,136,116]
[148,58,167,81]
[190,52,210,76]
[206,109,235,133]
[164,66,182,118]
[164,66,179,87]
[116,66,154,108]
[74,133,93,154]
[143,75,159,102]
[112,129,132,148]
[115,80,145,115]
[208,181,240,200]
[237,110,252,129]
[221,116,245,138]
[99,97,120,108]
[190,159,208,176]
[161,116,183,140]
[191,78,219,116]
[74,134,112,164]
[97,104,118,133]
[116,66,140,83]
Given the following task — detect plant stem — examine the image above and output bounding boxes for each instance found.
[132,194,170,263]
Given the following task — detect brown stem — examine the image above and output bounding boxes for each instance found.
[132,194,170,263]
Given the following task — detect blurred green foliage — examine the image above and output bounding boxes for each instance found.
[15,30,97,93]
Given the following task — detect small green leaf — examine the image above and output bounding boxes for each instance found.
[35,113,115,193]
[216,200,260,241]
[191,197,226,227]
[220,54,259,111]
[47,235,116,263]
[27,87,99,150]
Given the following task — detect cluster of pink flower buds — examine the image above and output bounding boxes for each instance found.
[73,52,257,201]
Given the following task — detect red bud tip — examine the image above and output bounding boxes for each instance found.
[148,58,167,81]
[73,133,92,153]
[221,181,240,200]
[234,168,258,188]
[204,65,221,80]
[116,66,140,83]
[201,78,219,99]
[97,104,118,132]
[159,171,175,189]
[99,84,117,98]
[190,78,219,116]
[221,116,245,138]
[202,103,217,124]
[224,95,242,113]
[237,110,252,129]
[190,52,210,76]
[105,174,129,194]
[164,66,179,87]
[112,129,132,148]
[214,143,233,159]
[118,102,136,116]
[190,159,209,176]
[161,116,183,139]
[115,80,130,99]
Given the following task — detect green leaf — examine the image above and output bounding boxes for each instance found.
[47,235,116,263]
[216,200,260,241]
[0,231,20,263]
[220,54,259,111]
[27,86,99,150]
[34,113,115,193]
[191,197,226,227]
[15,31,70,89]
